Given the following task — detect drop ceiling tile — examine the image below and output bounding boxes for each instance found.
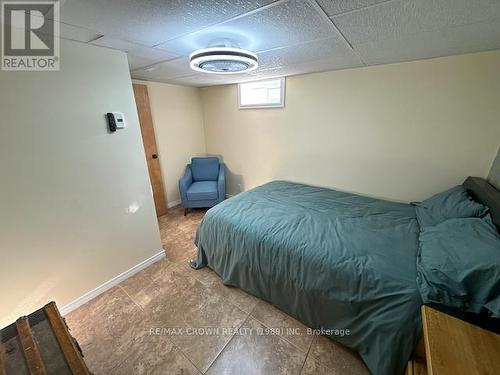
[4,10,101,43]
[333,0,500,45]
[353,18,500,65]
[293,56,365,73]
[131,58,194,81]
[58,22,102,43]
[249,65,303,78]
[90,36,178,60]
[316,0,391,16]
[155,0,335,56]
[256,36,362,71]
[131,66,258,86]
[215,74,262,85]
[54,0,277,47]
[166,75,218,87]
[170,73,257,87]
[250,55,364,79]
[126,54,159,71]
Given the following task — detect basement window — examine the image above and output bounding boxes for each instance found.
[238,77,285,109]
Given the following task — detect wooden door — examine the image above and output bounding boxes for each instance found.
[133,84,168,217]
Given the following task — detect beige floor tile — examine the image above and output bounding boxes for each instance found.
[251,300,313,352]
[206,317,307,375]
[119,258,173,298]
[152,303,246,372]
[158,207,205,264]
[162,233,197,264]
[300,355,335,375]
[167,330,239,374]
[309,335,369,374]
[109,321,201,375]
[176,262,260,314]
[65,286,146,374]
[123,261,248,372]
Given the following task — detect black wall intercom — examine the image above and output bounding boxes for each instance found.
[106,113,117,132]
[106,112,126,133]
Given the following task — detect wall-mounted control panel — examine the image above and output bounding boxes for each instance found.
[106,112,126,132]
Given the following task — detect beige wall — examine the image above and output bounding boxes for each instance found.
[133,80,206,206]
[489,147,500,190]
[0,40,162,327]
[201,50,500,202]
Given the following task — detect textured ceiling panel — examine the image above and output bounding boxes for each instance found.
[256,36,362,71]
[131,58,195,81]
[6,11,102,43]
[133,65,264,87]
[90,37,177,60]
[250,55,364,79]
[57,22,103,43]
[91,37,178,70]
[249,65,299,79]
[333,0,500,45]
[316,0,391,16]
[155,0,334,56]
[353,18,500,65]
[55,0,277,46]
[216,74,263,85]
[168,73,257,87]
[127,54,159,71]
[165,75,222,87]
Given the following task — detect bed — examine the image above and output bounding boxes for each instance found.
[191,177,500,375]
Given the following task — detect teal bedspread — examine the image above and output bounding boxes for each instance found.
[193,181,422,375]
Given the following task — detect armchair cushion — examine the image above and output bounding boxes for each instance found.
[187,181,218,201]
[191,157,220,181]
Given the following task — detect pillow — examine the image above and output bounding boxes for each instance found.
[413,185,488,229]
[416,216,500,317]
[191,157,220,182]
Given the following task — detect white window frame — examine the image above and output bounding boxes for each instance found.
[238,77,286,109]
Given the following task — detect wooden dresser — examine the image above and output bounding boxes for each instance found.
[407,305,500,375]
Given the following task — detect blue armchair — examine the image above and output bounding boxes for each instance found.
[179,157,225,215]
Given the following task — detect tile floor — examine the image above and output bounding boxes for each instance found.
[66,206,369,375]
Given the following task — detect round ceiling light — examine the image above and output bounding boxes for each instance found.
[189,47,258,74]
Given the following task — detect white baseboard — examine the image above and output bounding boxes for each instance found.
[60,250,165,316]
[167,199,181,208]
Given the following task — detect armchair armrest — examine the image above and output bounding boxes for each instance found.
[179,165,193,205]
[218,163,226,201]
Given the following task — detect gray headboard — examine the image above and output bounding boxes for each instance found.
[463,177,500,231]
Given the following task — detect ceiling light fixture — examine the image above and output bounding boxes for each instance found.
[189,47,258,74]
